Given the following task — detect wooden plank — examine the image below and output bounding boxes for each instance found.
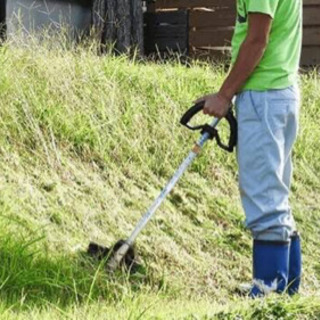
[144,11,188,25]
[301,46,320,65]
[146,24,187,35]
[155,0,235,10]
[304,6,320,26]
[303,27,320,45]
[190,28,234,47]
[189,10,236,29]
[304,0,320,5]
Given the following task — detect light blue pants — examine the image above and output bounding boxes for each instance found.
[236,85,300,242]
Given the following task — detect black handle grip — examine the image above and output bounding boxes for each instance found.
[215,109,238,153]
[180,102,237,153]
[180,101,205,130]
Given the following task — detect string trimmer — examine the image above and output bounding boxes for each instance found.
[88,101,237,272]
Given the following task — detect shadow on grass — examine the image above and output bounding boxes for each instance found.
[0,234,149,309]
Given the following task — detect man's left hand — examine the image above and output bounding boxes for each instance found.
[195,92,231,118]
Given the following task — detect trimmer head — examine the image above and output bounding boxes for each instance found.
[87,240,139,273]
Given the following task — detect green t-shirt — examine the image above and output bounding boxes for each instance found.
[231,0,302,91]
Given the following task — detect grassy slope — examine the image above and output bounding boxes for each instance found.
[0,41,319,319]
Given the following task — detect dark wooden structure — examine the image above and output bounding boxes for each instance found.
[0,0,6,41]
[2,0,320,65]
[147,0,320,66]
[303,0,320,65]
[144,10,189,55]
[92,0,144,54]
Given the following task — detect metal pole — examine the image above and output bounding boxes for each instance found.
[107,117,220,270]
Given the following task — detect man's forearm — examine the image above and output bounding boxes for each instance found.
[219,38,268,100]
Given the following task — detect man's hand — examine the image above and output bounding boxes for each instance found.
[195,92,231,118]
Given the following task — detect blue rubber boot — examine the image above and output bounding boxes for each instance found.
[250,240,290,298]
[288,233,302,295]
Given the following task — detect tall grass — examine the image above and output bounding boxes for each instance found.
[0,37,319,318]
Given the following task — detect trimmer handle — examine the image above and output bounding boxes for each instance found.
[219,109,238,153]
[180,102,238,153]
[180,101,205,130]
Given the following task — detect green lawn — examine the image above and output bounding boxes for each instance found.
[0,39,319,319]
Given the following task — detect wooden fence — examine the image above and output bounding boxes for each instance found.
[144,10,189,55]
[303,0,320,65]
[146,0,320,66]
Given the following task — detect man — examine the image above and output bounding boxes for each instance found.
[196,0,302,296]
